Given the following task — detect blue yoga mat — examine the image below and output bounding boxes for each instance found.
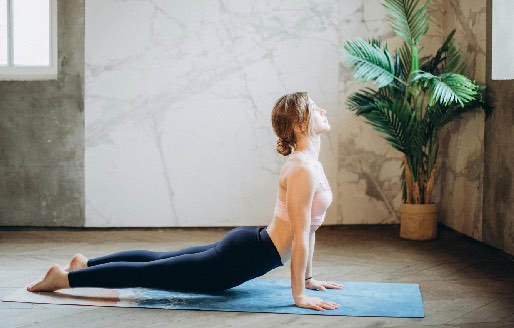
[4,279,424,317]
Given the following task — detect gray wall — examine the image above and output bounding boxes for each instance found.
[0,1,84,226]
[483,0,514,255]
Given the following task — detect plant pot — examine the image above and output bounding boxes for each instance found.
[400,203,437,241]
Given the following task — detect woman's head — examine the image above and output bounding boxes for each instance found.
[271,92,328,156]
[271,92,310,156]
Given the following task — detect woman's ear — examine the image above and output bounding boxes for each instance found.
[293,123,306,134]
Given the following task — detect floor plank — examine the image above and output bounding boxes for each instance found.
[1,225,513,328]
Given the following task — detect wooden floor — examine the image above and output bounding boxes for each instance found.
[1,225,513,328]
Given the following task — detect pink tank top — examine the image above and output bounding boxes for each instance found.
[273,152,332,226]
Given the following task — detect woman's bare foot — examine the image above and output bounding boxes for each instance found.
[64,253,89,272]
[27,264,70,292]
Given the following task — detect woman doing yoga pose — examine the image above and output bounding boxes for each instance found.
[27,92,343,311]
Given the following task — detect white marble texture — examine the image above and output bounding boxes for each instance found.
[85,0,340,226]
[337,1,404,224]
[85,0,488,229]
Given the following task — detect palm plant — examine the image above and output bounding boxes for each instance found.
[343,0,492,205]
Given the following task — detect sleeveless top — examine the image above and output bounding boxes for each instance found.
[273,151,332,226]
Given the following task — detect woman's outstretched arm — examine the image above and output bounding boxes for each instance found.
[287,165,315,305]
[287,165,338,311]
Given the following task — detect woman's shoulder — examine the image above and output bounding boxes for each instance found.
[283,159,319,184]
[286,155,322,172]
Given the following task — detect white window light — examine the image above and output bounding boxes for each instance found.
[0,0,58,80]
[492,0,514,80]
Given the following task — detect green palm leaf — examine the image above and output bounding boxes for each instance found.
[420,29,466,75]
[397,42,412,80]
[346,89,381,115]
[354,97,423,155]
[383,0,430,45]
[346,87,399,115]
[426,90,492,130]
[343,38,396,87]
[444,41,466,74]
[421,29,456,74]
[412,72,479,106]
[342,0,493,204]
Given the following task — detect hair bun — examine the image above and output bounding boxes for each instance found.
[276,138,293,156]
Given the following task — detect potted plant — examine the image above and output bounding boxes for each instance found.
[342,0,492,240]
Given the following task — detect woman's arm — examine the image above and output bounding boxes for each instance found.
[287,167,340,311]
[287,166,342,311]
[304,230,315,280]
[287,165,315,304]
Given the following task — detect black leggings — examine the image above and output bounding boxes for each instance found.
[68,226,283,292]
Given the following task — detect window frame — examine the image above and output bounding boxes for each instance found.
[0,0,58,81]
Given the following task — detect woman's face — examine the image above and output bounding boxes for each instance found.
[308,98,330,134]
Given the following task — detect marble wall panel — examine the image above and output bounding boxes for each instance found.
[338,1,416,225]
[430,0,487,241]
[85,0,489,230]
[85,0,341,226]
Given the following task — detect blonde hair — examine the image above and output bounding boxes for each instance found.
[271,92,313,156]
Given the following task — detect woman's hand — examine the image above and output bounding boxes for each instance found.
[295,295,340,311]
[305,278,344,291]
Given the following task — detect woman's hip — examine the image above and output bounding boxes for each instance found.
[216,227,280,261]
[214,226,283,281]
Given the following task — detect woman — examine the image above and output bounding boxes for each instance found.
[27,92,343,312]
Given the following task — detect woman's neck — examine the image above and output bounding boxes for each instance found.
[294,135,321,161]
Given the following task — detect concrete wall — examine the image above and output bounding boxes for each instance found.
[0,1,84,226]
[483,0,514,255]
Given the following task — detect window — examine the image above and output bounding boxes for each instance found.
[0,0,57,80]
[492,0,514,80]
